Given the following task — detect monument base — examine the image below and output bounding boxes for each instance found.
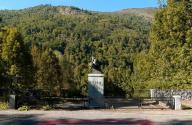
[9,95,16,109]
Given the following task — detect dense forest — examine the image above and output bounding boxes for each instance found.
[0,0,191,97]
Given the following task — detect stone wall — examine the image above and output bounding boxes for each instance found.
[151,89,192,100]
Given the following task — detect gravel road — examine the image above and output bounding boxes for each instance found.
[0,109,192,125]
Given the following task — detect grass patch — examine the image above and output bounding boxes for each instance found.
[0,102,8,110]
[41,105,52,110]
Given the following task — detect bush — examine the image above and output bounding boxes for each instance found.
[182,104,192,110]
[18,105,30,111]
[41,105,52,110]
[0,102,8,110]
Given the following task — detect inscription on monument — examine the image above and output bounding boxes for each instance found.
[88,74,104,97]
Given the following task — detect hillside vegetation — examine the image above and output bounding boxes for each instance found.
[0,5,151,96]
[0,1,191,97]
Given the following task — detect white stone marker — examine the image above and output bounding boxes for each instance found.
[150,89,155,99]
[173,95,181,110]
[9,94,16,109]
[88,73,104,107]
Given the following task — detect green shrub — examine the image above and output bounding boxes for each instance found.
[41,105,52,110]
[18,105,30,111]
[182,104,192,110]
[0,102,8,110]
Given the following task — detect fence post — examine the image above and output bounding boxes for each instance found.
[150,89,155,99]
[173,95,181,110]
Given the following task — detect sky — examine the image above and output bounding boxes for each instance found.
[0,0,158,12]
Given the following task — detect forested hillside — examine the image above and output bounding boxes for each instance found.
[1,1,191,98]
[0,5,152,97]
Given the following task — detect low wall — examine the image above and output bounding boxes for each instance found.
[151,89,192,100]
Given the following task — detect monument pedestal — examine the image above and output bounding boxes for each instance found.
[88,73,104,108]
[9,95,16,109]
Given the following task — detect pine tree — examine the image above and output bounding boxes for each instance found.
[147,0,192,89]
[32,47,62,95]
[1,28,33,89]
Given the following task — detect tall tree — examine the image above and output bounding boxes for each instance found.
[145,0,192,89]
[32,46,62,95]
[0,27,33,89]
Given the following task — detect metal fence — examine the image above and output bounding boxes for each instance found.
[0,89,174,110]
[104,96,173,109]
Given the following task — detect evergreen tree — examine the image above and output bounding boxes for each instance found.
[32,46,62,95]
[146,0,192,89]
[0,28,33,89]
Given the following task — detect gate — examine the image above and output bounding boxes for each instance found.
[0,89,174,110]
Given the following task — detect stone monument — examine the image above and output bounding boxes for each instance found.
[88,57,105,107]
[9,94,16,109]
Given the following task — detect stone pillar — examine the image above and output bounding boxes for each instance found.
[9,95,16,109]
[173,95,181,110]
[150,89,155,99]
[88,73,104,108]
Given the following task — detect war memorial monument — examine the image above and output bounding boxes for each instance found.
[88,57,105,108]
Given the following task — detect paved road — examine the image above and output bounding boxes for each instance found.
[0,110,192,125]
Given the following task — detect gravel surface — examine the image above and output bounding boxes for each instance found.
[0,109,192,124]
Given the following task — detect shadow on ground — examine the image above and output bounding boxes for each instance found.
[39,118,154,125]
[0,114,39,125]
[160,120,192,125]
[1,114,192,125]
[39,119,192,125]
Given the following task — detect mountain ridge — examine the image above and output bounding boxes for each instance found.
[0,5,156,19]
[115,7,156,20]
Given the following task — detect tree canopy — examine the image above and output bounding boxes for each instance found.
[0,3,191,97]
[137,0,192,89]
[0,5,152,96]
